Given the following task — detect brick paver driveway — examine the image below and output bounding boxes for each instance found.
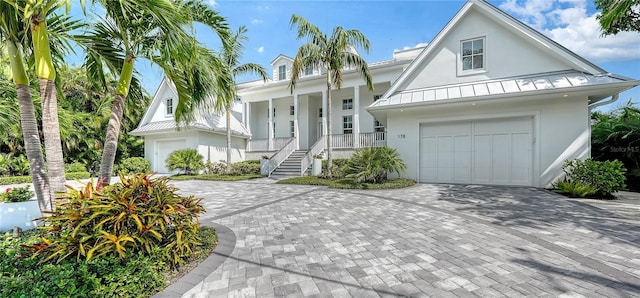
[159,181,640,298]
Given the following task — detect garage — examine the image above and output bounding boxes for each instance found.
[156,139,186,173]
[420,117,533,186]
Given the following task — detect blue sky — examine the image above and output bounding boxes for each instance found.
[76,0,640,111]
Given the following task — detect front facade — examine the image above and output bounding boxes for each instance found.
[133,0,638,186]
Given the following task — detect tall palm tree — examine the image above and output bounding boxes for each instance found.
[81,0,230,184]
[289,15,374,176]
[22,0,73,195]
[217,26,267,171]
[0,2,51,211]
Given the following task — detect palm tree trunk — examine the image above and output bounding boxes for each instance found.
[31,19,65,196]
[99,56,134,184]
[226,109,232,173]
[326,80,333,177]
[6,40,52,211]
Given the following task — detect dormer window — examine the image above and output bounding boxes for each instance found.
[304,65,313,76]
[278,65,286,80]
[166,98,173,115]
[461,37,484,71]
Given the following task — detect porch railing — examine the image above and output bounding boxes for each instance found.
[330,132,386,149]
[267,138,297,176]
[247,137,294,152]
[300,135,326,176]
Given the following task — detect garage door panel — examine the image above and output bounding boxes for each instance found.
[421,117,532,186]
[157,139,186,173]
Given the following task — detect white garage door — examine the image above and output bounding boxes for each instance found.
[420,117,532,186]
[156,139,186,173]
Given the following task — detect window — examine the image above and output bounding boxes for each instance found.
[290,105,295,116]
[278,65,286,80]
[373,95,382,102]
[374,119,384,132]
[461,38,484,71]
[290,121,295,137]
[318,108,323,118]
[342,98,353,110]
[343,116,353,134]
[166,98,173,115]
[304,65,313,76]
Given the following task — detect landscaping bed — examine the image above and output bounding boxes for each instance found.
[277,176,416,189]
[171,174,264,181]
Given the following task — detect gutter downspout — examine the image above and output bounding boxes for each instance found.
[589,94,619,111]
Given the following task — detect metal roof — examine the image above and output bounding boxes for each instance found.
[369,71,634,108]
[130,113,251,137]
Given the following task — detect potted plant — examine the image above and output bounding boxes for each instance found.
[312,153,324,176]
[0,186,42,232]
[260,155,270,176]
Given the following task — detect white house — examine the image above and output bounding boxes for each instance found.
[133,0,638,186]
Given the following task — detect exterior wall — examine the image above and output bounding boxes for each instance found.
[385,96,589,187]
[144,130,199,172]
[245,151,277,161]
[401,9,574,91]
[149,81,178,123]
[196,131,246,164]
[271,57,293,81]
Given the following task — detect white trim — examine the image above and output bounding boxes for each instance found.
[416,110,541,187]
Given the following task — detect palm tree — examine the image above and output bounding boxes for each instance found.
[288,15,374,177]
[217,26,267,171]
[81,0,230,184]
[0,2,51,211]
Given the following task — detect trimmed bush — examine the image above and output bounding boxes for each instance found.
[65,162,86,173]
[560,159,626,198]
[205,161,227,175]
[0,176,32,185]
[115,157,151,175]
[321,158,350,178]
[231,161,260,175]
[1,186,33,202]
[66,172,91,180]
[25,173,205,266]
[344,147,407,183]
[166,149,204,175]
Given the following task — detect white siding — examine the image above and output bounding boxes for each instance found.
[401,9,574,91]
[196,131,246,164]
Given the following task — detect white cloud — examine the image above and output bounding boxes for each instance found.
[206,0,216,7]
[394,42,429,52]
[251,19,264,24]
[499,0,640,62]
[257,46,264,53]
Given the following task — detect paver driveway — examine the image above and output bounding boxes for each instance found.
[159,180,640,298]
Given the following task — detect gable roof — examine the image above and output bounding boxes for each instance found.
[270,54,294,65]
[382,0,607,99]
[132,77,251,138]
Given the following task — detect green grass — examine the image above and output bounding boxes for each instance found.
[277,176,416,189]
[171,174,264,181]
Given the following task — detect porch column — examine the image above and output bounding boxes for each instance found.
[293,94,300,150]
[244,102,251,132]
[322,89,328,136]
[353,85,360,148]
[268,98,274,150]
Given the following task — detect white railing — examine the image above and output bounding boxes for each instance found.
[331,134,354,149]
[359,132,386,147]
[300,135,326,176]
[330,132,386,149]
[247,137,294,152]
[268,138,297,176]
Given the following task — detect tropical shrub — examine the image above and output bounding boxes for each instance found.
[553,180,598,198]
[65,162,87,173]
[321,158,350,178]
[205,161,227,175]
[24,173,205,266]
[0,186,33,203]
[166,149,204,175]
[561,159,626,197]
[344,147,407,183]
[115,157,151,175]
[231,160,261,175]
[0,154,30,176]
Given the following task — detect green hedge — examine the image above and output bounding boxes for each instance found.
[0,172,91,186]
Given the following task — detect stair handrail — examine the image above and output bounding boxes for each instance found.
[268,137,297,176]
[300,135,326,176]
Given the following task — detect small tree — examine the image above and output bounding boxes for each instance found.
[165,149,204,175]
[345,147,406,183]
[595,0,640,35]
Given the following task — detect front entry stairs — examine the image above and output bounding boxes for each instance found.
[270,150,308,178]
